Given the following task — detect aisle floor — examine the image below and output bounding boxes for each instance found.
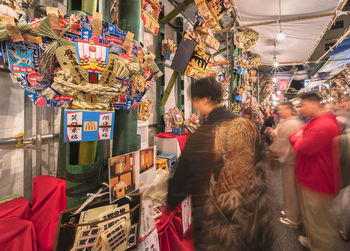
[266,166,350,251]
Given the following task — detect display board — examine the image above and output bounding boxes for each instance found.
[63,109,115,142]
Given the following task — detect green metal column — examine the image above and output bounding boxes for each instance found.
[156,8,165,132]
[113,0,143,156]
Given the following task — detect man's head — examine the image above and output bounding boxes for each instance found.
[295,103,302,115]
[278,101,294,119]
[299,92,322,118]
[191,77,223,116]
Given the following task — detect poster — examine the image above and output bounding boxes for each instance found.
[139,146,157,189]
[137,228,160,251]
[64,109,115,142]
[109,151,140,203]
[182,196,192,235]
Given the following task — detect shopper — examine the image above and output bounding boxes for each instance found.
[334,97,350,242]
[167,77,273,251]
[261,109,277,145]
[289,92,340,250]
[267,101,303,228]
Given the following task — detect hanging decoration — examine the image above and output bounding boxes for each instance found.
[0,0,33,19]
[141,0,161,35]
[163,107,184,134]
[161,39,176,60]
[138,98,152,121]
[110,0,119,25]
[183,32,212,79]
[184,114,200,134]
[194,0,235,32]
[193,11,220,50]
[234,28,259,52]
[247,52,262,69]
[0,10,162,110]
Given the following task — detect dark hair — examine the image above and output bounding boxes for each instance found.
[279,101,294,110]
[299,92,322,102]
[191,77,223,103]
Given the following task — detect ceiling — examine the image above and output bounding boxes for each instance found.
[234,0,346,64]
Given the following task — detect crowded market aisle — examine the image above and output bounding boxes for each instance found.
[266,165,350,251]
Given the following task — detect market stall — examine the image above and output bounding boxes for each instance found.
[0,0,350,250]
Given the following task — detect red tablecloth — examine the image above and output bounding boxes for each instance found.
[155,132,190,151]
[156,206,195,251]
[31,175,66,251]
[0,218,37,251]
[0,197,31,220]
[0,197,37,251]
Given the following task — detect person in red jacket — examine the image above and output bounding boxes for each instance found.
[289,92,340,250]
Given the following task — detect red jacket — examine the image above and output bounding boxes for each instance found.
[289,113,340,195]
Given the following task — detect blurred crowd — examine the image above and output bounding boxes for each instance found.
[166,77,350,251]
[264,93,350,250]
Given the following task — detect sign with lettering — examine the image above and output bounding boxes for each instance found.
[64,109,115,142]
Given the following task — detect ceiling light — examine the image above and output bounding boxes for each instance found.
[277,31,285,41]
[273,77,277,82]
[273,61,279,67]
[277,91,281,95]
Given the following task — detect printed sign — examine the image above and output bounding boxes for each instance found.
[139,146,156,188]
[140,199,155,238]
[108,151,140,203]
[64,109,115,142]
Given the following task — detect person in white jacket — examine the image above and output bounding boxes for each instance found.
[266,101,303,228]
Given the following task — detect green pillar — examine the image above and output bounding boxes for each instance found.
[113,0,143,156]
[156,8,165,132]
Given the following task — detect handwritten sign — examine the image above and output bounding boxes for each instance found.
[64,109,115,142]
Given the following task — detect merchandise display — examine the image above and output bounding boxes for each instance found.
[0,12,161,110]
[163,107,184,133]
[138,98,152,121]
[184,113,200,134]
[142,0,161,35]
[194,0,234,32]
[2,1,350,251]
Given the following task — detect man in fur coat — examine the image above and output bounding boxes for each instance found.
[167,77,273,251]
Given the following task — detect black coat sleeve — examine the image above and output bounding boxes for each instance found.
[167,155,195,210]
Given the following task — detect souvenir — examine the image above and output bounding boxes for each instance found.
[138,98,152,121]
[142,0,161,35]
[0,11,161,110]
